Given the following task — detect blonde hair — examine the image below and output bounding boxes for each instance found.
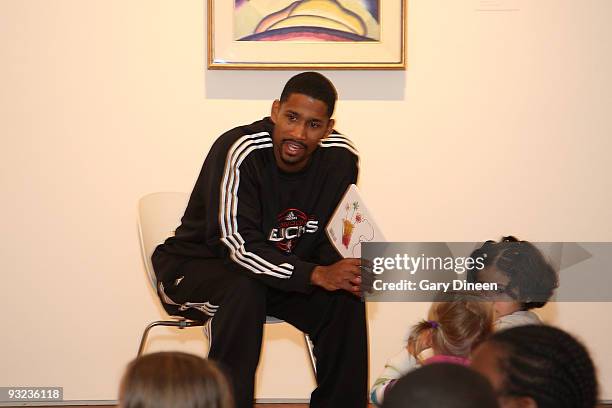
[119,351,233,408]
[408,292,494,363]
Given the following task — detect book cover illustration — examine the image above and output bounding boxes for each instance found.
[326,184,385,258]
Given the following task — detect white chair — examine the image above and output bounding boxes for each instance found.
[136,192,317,377]
[136,192,204,356]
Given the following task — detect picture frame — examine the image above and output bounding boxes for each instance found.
[207,0,406,70]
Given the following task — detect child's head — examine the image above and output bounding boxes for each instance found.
[382,363,499,408]
[467,236,558,317]
[408,292,494,361]
[119,351,233,408]
[471,325,598,408]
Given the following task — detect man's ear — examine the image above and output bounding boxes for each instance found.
[325,118,335,138]
[271,100,280,124]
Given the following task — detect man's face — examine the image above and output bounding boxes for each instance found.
[270,93,334,173]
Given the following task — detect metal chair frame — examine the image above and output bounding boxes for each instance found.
[136,192,316,376]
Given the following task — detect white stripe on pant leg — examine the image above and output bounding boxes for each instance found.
[159,282,219,317]
[181,302,219,316]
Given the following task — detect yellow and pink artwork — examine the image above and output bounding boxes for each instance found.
[233,0,380,42]
[326,184,385,259]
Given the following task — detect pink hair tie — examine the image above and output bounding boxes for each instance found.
[428,320,439,329]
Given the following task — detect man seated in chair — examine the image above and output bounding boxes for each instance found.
[152,72,367,408]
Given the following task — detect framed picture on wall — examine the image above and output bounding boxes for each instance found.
[207,0,406,70]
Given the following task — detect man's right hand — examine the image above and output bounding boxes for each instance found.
[311,258,362,296]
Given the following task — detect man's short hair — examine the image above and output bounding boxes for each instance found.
[280,72,338,118]
[383,364,499,408]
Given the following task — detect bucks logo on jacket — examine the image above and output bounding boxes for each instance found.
[268,208,319,254]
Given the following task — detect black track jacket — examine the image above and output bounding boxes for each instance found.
[155,117,359,293]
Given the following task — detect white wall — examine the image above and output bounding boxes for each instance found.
[1,0,611,402]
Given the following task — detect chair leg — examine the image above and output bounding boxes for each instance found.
[203,319,212,357]
[138,321,161,357]
[304,333,317,378]
[137,320,205,356]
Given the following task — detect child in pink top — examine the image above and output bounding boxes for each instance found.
[422,354,470,366]
[370,292,494,406]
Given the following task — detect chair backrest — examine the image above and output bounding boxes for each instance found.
[138,192,189,289]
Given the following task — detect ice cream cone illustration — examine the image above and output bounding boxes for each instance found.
[342,218,355,248]
[341,202,362,249]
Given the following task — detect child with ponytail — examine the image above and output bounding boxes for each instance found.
[370,292,494,406]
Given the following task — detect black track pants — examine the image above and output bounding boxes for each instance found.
[153,254,368,408]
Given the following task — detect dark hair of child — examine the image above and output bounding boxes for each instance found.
[382,363,499,408]
[467,236,558,310]
[485,325,598,408]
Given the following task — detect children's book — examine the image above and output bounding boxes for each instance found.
[326,184,385,258]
